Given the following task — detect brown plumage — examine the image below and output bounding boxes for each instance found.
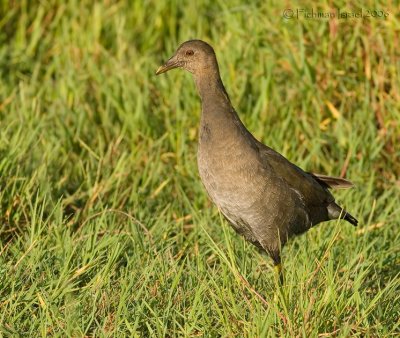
[156,40,357,271]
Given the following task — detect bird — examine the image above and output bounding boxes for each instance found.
[156,40,358,279]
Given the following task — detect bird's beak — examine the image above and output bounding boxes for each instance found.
[156,56,181,75]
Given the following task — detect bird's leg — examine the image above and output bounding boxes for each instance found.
[272,255,284,285]
[275,265,284,285]
[274,261,282,275]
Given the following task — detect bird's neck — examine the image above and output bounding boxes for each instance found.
[194,69,232,114]
[193,69,251,146]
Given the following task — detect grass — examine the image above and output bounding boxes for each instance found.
[0,0,399,336]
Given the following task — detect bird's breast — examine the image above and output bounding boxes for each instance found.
[197,127,267,213]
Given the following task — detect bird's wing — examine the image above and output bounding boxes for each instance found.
[308,173,354,189]
[256,142,335,206]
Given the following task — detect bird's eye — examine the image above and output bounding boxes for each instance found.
[185,50,194,56]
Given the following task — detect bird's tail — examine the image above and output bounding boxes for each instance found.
[328,203,358,226]
[343,212,358,226]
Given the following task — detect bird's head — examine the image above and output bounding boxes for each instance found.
[156,40,218,76]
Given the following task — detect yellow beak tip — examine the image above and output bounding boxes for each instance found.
[155,66,164,75]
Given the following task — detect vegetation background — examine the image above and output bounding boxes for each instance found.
[0,0,399,336]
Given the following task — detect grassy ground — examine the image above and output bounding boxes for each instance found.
[1,0,399,336]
